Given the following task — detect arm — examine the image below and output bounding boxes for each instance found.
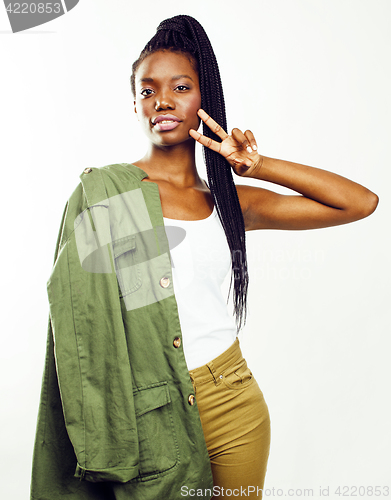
[189,109,379,231]
[236,155,378,231]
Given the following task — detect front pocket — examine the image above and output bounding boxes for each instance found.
[222,359,254,390]
[113,235,142,297]
[132,382,179,480]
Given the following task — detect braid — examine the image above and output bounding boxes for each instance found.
[131,15,249,332]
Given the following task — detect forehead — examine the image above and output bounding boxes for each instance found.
[135,51,199,85]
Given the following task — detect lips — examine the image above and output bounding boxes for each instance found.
[152,114,182,132]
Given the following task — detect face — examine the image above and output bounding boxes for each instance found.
[133,50,202,147]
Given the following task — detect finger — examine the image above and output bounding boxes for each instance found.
[189,128,222,153]
[231,128,253,154]
[234,160,252,170]
[244,130,258,151]
[227,147,253,167]
[197,109,229,141]
[230,155,252,169]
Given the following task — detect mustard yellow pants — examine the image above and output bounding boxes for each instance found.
[189,339,271,499]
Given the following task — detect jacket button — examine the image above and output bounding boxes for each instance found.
[188,394,195,406]
[83,167,92,174]
[173,337,181,348]
[159,277,170,288]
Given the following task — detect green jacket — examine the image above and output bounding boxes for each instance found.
[31,163,214,499]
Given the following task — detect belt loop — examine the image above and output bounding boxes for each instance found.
[189,372,196,394]
[207,361,222,386]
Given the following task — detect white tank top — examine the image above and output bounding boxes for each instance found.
[163,204,237,370]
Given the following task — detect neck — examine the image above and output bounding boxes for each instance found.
[135,140,203,188]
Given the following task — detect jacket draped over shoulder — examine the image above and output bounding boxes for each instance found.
[30,163,214,500]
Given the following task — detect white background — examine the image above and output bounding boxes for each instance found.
[1,0,390,498]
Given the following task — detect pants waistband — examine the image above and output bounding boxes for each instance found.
[188,338,242,386]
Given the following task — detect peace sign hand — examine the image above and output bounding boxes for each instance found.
[189,109,263,177]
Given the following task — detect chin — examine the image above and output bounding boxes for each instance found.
[152,132,193,148]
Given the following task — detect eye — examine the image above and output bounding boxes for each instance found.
[140,88,154,97]
[175,85,190,92]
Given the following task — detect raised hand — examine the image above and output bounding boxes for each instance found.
[189,109,263,177]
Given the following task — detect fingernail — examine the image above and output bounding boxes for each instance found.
[246,146,253,153]
[252,145,257,151]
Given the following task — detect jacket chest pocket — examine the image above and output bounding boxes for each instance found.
[113,235,142,297]
[132,382,179,480]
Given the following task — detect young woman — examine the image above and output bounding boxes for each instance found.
[31,14,378,500]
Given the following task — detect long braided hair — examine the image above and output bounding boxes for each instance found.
[130,15,249,332]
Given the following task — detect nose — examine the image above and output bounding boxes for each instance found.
[154,89,175,111]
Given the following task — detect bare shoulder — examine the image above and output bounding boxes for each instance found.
[235,183,284,231]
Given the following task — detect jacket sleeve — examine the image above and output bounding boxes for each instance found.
[46,182,140,483]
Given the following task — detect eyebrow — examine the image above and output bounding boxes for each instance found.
[172,74,194,81]
[139,74,194,83]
